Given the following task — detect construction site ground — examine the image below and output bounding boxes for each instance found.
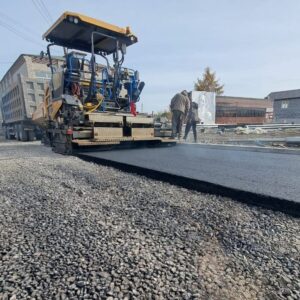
[0,141,299,300]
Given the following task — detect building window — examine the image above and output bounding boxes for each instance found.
[38,94,44,102]
[30,105,37,113]
[35,71,51,79]
[28,93,36,102]
[37,82,44,90]
[27,82,34,91]
[281,101,289,109]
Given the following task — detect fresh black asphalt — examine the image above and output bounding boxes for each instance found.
[78,144,300,214]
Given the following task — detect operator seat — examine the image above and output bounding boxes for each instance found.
[65,53,81,81]
[64,52,85,96]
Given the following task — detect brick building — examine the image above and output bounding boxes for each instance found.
[216,96,273,125]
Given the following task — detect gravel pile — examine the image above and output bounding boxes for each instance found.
[0,142,299,300]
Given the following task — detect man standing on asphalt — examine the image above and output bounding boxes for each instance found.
[184,92,200,143]
[170,90,190,139]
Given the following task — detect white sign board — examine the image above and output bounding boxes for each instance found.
[192,91,216,124]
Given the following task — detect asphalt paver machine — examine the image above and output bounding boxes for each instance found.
[33,12,174,154]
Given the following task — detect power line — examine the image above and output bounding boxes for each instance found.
[0,19,43,47]
[0,11,45,45]
[32,0,48,23]
[0,11,41,37]
[38,0,53,22]
[0,14,63,56]
[0,18,42,46]
[0,6,61,63]
[31,0,51,25]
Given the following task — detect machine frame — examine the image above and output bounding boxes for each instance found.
[33,12,174,154]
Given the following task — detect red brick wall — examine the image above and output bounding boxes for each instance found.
[216,116,266,125]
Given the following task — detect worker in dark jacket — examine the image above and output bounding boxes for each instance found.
[170,90,190,139]
[184,92,200,142]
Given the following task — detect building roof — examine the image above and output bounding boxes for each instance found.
[216,95,272,109]
[267,89,300,100]
[0,54,64,83]
[216,95,266,101]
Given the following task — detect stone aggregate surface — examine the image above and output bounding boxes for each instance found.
[0,142,299,300]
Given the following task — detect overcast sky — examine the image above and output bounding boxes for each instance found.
[1,0,300,112]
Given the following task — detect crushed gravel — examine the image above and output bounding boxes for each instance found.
[0,142,299,300]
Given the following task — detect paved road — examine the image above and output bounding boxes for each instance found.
[79,144,300,203]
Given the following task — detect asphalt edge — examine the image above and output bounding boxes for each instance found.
[77,153,300,218]
[181,143,300,155]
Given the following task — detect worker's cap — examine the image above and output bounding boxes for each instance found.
[181,90,188,96]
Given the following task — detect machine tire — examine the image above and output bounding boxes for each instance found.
[41,131,51,146]
[5,128,9,140]
[6,128,14,140]
[28,130,35,141]
[52,131,73,155]
[19,125,28,142]
[16,125,21,141]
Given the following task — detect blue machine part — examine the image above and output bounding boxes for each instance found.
[64,53,145,112]
[98,67,144,112]
[123,68,144,103]
[99,68,112,111]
